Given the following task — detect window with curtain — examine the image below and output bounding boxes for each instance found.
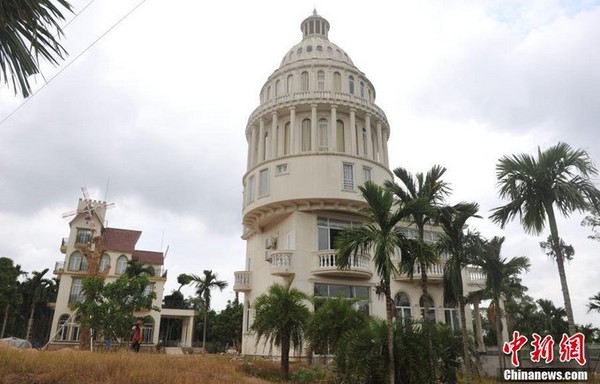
[317,70,325,90]
[349,75,355,94]
[302,119,311,151]
[68,251,82,271]
[300,71,309,91]
[395,291,412,322]
[343,163,354,190]
[318,118,328,151]
[336,120,345,152]
[333,72,341,92]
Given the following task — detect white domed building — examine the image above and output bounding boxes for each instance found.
[234,11,488,357]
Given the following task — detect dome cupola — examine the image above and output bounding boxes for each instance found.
[300,9,330,40]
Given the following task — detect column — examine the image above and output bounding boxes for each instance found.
[357,117,364,157]
[473,299,486,353]
[290,107,298,154]
[365,114,373,159]
[250,126,258,167]
[376,121,383,163]
[350,108,357,155]
[310,104,318,152]
[271,112,278,160]
[277,114,284,156]
[330,104,337,152]
[246,132,252,169]
[258,118,265,163]
[383,126,389,167]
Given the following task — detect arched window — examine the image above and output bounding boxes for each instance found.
[70,316,81,341]
[80,256,88,272]
[284,122,290,155]
[116,255,128,275]
[306,45,313,52]
[69,278,83,303]
[336,120,345,152]
[420,294,436,322]
[348,75,355,94]
[266,86,271,100]
[394,292,411,322]
[57,314,70,341]
[318,118,328,151]
[300,71,309,91]
[143,318,155,343]
[287,74,294,94]
[263,131,269,161]
[333,72,341,92]
[301,118,311,152]
[317,71,325,90]
[99,254,110,273]
[360,81,365,98]
[68,251,82,271]
[275,79,280,98]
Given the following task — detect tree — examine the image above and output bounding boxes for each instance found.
[384,165,450,383]
[211,299,243,352]
[581,207,600,241]
[190,270,227,350]
[0,0,73,97]
[588,292,600,314]
[0,257,23,338]
[490,142,600,334]
[124,260,155,278]
[536,299,568,340]
[251,282,311,380]
[22,268,52,341]
[336,181,421,384]
[472,236,530,369]
[438,202,480,384]
[176,273,192,292]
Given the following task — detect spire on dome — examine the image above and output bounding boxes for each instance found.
[300,10,330,40]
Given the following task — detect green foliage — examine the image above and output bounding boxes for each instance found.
[588,292,600,314]
[210,299,243,351]
[0,0,73,97]
[190,270,228,349]
[75,275,158,341]
[289,365,326,383]
[0,257,23,338]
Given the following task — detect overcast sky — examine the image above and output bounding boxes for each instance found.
[1,0,599,328]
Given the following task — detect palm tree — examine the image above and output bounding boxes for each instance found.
[251,282,311,380]
[0,258,23,338]
[176,273,192,292]
[124,260,155,278]
[190,270,227,350]
[384,165,450,383]
[490,142,600,334]
[536,299,568,340]
[23,268,52,341]
[588,292,600,314]
[336,181,421,384]
[0,0,73,97]
[438,202,480,384]
[473,236,530,369]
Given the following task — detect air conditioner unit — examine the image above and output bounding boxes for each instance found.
[265,236,277,249]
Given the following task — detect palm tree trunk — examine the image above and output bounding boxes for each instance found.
[202,310,207,350]
[26,302,36,341]
[1,304,9,338]
[420,260,435,383]
[281,335,290,380]
[544,203,576,334]
[384,289,395,384]
[459,297,473,384]
[494,298,504,370]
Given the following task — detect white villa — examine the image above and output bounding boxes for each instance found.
[234,11,493,357]
[48,197,195,350]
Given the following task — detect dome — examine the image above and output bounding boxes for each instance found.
[279,11,354,68]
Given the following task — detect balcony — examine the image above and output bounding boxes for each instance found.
[60,238,68,254]
[268,250,294,277]
[54,261,65,275]
[466,266,486,288]
[233,271,252,292]
[311,250,372,279]
[394,262,444,282]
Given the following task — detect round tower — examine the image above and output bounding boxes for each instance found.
[235,11,393,355]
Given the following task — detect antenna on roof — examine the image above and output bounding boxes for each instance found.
[160,229,165,251]
[104,177,111,202]
[164,245,169,260]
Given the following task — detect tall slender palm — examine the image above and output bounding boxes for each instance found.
[251,282,311,380]
[23,268,52,341]
[0,258,23,338]
[473,236,530,369]
[0,0,73,97]
[588,292,600,314]
[336,181,421,384]
[384,165,450,383]
[190,270,227,350]
[490,142,600,334]
[438,202,480,384]
[536,299,568,340]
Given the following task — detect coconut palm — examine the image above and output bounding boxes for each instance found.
[490,142,600,334]
[536,299,568,340]
[472,236,530,369]
[336,181,423,384]
[0,0,73,97]
[438,202,480,384]
[190,270,227,350]
[588,292,600,314]
[251,282,311,380]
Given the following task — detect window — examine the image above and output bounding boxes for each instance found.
[318,118,328,151]
[57,314,70,341]
[276,163,288,175]
[333,72,341,92]
[349,75,355,94]
[420,294,436,322]
[76,229,92,244]
[306,45,313,52]
[70,317,81,341]
[287,74,293,94]
[258,168,269,197]
[343,163,354,191]
[300,71,309,91]
[395,292,412,322]
[317,217,361,250]
[266,86,271,100]
[317,70,325,90]
[263,132,269,161]
[360,81,365,98]
[316,45,323,52]
[314,283,370,315]
[444,306,460,331]
[80,256,88,272]
[143,318,154,343]
[246,176,255,204]
[99,254,110,273]
[363,166,372,182]
[70,278,83,303]
[301,118,311,151]
[143,283,154,297]
[68,251,82,271]
[283,123,290,155]
[275,80,280,97]
[116,255,128,275]
[362,127,368,155]
[336,120,345,152]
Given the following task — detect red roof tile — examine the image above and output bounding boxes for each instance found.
[133,250,164,265]
[102,228,141,253]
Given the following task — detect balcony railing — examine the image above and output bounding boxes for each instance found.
[466,266,486,287]
[233,271,252,292]
[311,250,372,279]
[394,262,445,281]
[54,261,65,274]
[268,251,293,277]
